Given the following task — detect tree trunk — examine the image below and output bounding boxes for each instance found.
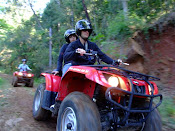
[82,0,91,23]
[122,0,128,19]
[49,27,52,68]
[56,0,61,7]
[71,0,74,28]
[28,0,44,30]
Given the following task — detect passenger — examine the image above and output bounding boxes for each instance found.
[18,59,32,72]
[52,29,77,76]
[63,19,119,74]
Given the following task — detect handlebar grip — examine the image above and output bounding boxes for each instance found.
[122,62,129,66]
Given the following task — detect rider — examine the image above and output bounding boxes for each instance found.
[52,29,77,75]
[63,19,119,73]
[18,59,32,72]
[51,21,120,113]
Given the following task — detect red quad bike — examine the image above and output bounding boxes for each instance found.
[12,71,34,87]
[33,51,162,131]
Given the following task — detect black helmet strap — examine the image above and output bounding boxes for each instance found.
[85,41,88,50]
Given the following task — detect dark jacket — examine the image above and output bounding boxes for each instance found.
[56,44,69,71]
[63,39,113,65]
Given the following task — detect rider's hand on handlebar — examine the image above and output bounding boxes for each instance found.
[112,59,122,66]
[52,71,59,75]
[113,59,129,66]
[76,48,86,56]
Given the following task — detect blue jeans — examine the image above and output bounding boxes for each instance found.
[62,63,72,77]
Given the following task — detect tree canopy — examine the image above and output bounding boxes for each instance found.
[0,0,175,75]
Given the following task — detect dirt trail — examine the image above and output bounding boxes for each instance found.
[0,73,174,131]
[0,73,56,131]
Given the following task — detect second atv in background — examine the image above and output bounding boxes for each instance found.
[12,71,34,87]
[12,59,34,87]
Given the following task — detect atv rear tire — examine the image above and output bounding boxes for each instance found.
[143,105,162,131]
[33,83,51,120]
[57,92,101,131]
[12,76,18,87]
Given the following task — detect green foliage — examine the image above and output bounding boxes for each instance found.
[128,0,174,22]
[34,77,46,87]
[107,11,146,41]
[0,0,175,76]
[0,19,8,29]
[90,33,105,43]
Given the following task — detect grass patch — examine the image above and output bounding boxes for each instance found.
[0,77,4,87]
[34,77,45,87]
[0,66,5,73]
[158,96,175,129]
[0,77,9,107]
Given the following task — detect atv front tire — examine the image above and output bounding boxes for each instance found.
[143,105,162,131]
[57,92,101,131]
[33,83,51,120]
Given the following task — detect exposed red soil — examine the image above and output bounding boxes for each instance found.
[133,24,175,91]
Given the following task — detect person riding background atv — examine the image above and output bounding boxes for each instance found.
[18,59,32,72]
[12,59,34,87]
[63,19,120,74]
[52,29,78,76]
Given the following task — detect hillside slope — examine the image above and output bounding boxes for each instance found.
[125,12,175,89]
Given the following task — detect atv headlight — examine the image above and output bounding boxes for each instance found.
[27,74,32,77]
[108,76,119,87]
[18,72,23,76]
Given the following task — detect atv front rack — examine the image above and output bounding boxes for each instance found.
[117,66,160,81]
[86,65,160,81]
[82,65,162,127]
[105,87,162,113]
[105,77,163,127]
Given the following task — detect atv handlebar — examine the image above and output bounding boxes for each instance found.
[76,49,97,56]
[76,49,129,66]
[116,59,129,66]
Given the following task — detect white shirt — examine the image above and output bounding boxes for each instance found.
[18,64,31,72]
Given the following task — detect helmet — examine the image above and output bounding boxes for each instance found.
[75,19,93,36]
[64,29,77,43]
[22,59,26,62]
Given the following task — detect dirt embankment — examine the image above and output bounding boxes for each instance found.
[137,25,175,88]
[0,73,56,131]
[125,13,175,92]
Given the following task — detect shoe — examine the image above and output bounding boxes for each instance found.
[50,101,61,116]
[50,104,55,112]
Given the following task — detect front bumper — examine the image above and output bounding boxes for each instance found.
[17,76,32,83]
[105,82,162,126]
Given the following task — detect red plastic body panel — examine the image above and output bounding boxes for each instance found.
[56,66,110,101]
[40,66,159,101]
[41,73,61,92]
